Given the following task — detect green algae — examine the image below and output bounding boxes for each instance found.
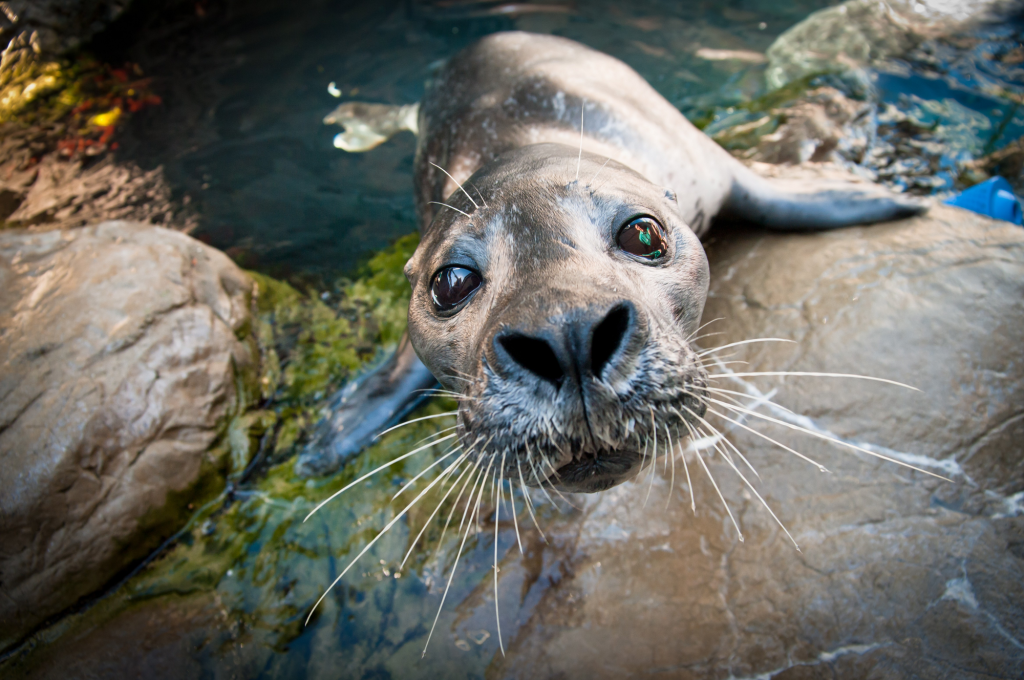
[242,231,420,467]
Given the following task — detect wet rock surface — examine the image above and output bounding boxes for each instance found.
[495,171,1024,679]
[0,220,256,651]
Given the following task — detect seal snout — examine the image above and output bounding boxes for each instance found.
[492,301,637,390]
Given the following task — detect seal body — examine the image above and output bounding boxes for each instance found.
[414,32,733,237]
[305,32,924,489]
[414,32,922,237]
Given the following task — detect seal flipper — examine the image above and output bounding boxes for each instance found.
[722,163,928,230]
[323,102,419,152]
[294,334,438,477]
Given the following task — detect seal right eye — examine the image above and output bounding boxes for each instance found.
[617,216,667,260]
[430,266,482,312]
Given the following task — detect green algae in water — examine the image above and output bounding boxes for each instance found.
[243,231,420,466]
[4,398,535,679]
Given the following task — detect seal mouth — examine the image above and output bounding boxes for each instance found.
[544,447,647,494]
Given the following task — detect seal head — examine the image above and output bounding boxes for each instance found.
[406,144,710,493]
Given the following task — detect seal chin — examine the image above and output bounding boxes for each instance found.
[546,448,646,494]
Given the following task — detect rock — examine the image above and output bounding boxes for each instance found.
[1,1,130,61]
[0,221,257,651]
[494,167,1024,678]
[765,0,1020,90]
[2,153,190,231]
[732,87,873,166]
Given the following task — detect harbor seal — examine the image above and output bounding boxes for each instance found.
[302,31,925,490]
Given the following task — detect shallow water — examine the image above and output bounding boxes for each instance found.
[6,1,1024,678]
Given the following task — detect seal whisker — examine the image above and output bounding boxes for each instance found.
[468,179,489,209]
[692,425,745,542]
[374,411,459,440]
[575,100,585,182]
[639,436,650,476]
[494,451,506,657]
[706,407,829,473]
[586,157,611,188]
[423,456,494,657]
[428,201,472,219]
[399,460,474,570]
[696,337,797,357]
[392,444,463,501]
[306,451,462,626]
[460,465,488,536]
[702,387,797,417]
[518,460,548,543]
[687,317,725,342]
[691,409,762,483]
[540,455,579,509]
[708,398,950,481]
[438,371,474,385]
[408,424,461,450]
[434,463,483,562]
[304,432,458,521]
[507,457,524,555]
[689,331,727,344]
[429,161,480,210]
[411,388,478,401]
[706,427,800,551]
[706,372,920,391]
[664,424,676,511]
[643,407,659,509]
[702,360,750,370]
[678,417,698,514]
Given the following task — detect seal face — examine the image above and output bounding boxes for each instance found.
[406,145,710,493]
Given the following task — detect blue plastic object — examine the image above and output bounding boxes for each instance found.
[944,176,1023,225]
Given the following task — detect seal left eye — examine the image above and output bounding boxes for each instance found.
[431,266,482,311]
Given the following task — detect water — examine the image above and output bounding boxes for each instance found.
[6,1,1023,678]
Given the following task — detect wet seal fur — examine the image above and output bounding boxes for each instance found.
[303,31,925,490]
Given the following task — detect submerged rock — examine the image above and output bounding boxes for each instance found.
[765,0,1020,90]
[0,221,257,651]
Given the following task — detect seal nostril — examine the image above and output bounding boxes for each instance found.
[590,305,631,378]
[499,334,564,386]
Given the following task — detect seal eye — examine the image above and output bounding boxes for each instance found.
[617,216,667,260]
[431,266,482,311]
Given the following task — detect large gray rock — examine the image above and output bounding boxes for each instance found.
[494,169,1024,678]
[0,221,256,651]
